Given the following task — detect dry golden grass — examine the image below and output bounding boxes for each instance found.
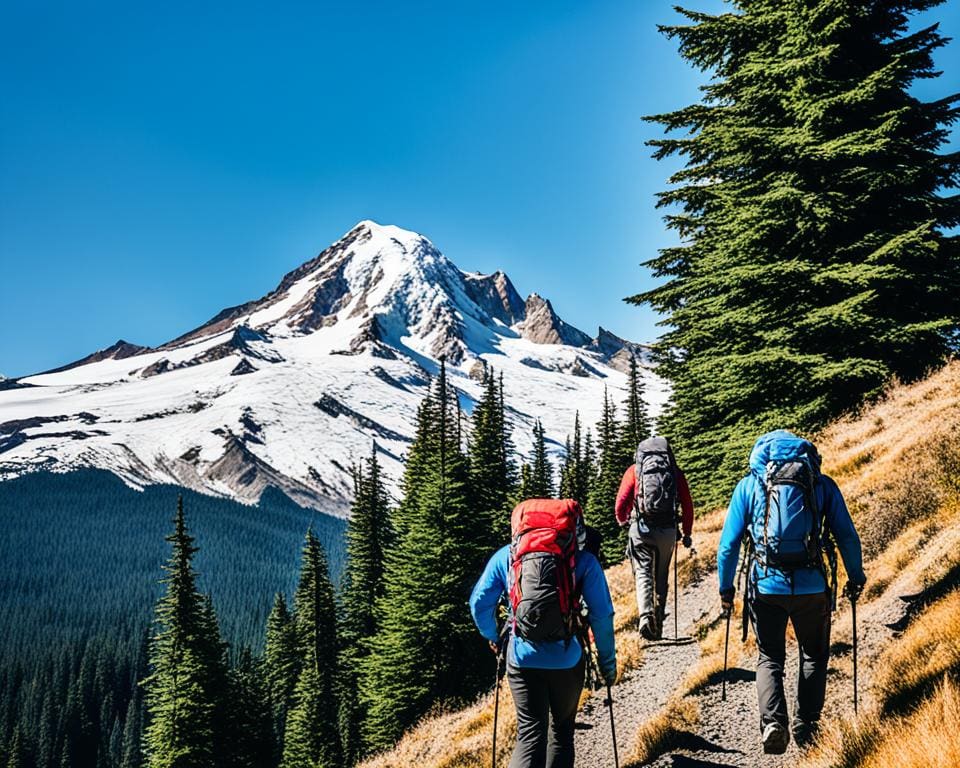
[359,690,516,768]
[804,679,960,768]
[860,678,960,768]
[875,588,960,711]
[626,696,699,767]
[817,361,960,557]
[607,560,645,677]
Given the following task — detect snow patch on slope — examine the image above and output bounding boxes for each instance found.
[0,221,667,515]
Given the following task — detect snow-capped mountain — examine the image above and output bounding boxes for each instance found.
[0,221,667,516]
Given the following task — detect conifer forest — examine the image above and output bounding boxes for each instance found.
[0,362,651,767]
[1,0,958,766]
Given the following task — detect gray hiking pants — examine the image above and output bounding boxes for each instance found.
[749,592,831,732]
[627,521,677,626]
[506,656,585,768]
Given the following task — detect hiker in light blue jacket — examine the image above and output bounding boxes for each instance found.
[470,533,616,768]
[717,430,866,754]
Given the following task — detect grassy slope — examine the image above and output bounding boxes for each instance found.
[362,361,960,768]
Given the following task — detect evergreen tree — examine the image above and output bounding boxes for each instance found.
[582,429,596,505]
[338,445,392,766]
[618,356,651,462]
[263,594,299,759]
[224,650,273,768]
[6,726,24,768]
[119,695,141,768]
[521,420,554,499]
[559,433,573,498]
[360,361,489,752]
[142,497,226,768]
[633,0,960,505]
[587,390,627,565]
[468,366,515,541]
[282,531,341,768]
[559,413,592,509]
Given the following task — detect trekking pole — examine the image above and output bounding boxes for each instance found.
[674,537,679,641]
[852,594,859,715]
[605,682,620,768]
[491,641,506,768]
[721,606,732,702]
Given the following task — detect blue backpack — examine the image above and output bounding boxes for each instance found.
[748,435,825,573]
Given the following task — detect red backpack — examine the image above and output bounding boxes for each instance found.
[508,498,582,643]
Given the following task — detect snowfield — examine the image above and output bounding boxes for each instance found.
[0,221,668,516]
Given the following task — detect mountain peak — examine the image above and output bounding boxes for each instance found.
[518,293,591,347]
[4,219,666,514]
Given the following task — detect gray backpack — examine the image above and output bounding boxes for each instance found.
[634,437,679,527]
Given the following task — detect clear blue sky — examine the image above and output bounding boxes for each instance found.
[1,1,957,377]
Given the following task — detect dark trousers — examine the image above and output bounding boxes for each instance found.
[627,522,677,625]
[506,656,585,768]
[749,592,831,732]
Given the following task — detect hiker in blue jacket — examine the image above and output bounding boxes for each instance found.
[470,518,616,768]
[717,430,866,754]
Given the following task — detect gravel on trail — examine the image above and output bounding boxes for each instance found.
[574,555,716,766]
[574,552,902,768]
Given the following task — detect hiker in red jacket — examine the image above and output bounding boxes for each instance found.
[615,437,694,639]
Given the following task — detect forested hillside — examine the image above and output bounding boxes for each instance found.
[0,470,344,768]
[0,360,652,767]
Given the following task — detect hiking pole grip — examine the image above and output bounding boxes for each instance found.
[721,608,732,702]
[605,682,619,768]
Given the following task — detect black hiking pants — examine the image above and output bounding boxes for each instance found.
[506,655,585,768]
[749,592,831,732]
[627,521,677,629]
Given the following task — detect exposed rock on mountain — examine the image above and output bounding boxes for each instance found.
[0,221,666,515]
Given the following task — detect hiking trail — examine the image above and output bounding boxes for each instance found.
[574,531,932,768]
[574,558,714,765]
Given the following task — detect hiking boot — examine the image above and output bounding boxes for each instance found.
[761,721,789,755]
[639,616,657,640]
[792,719,819,749]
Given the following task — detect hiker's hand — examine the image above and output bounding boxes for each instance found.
[844,581,864,603]
[489,641,499,655]
[720,589,735,615]
[682,535,692,549]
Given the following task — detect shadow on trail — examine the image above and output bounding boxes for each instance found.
[687,666,756,695]
[644,637,699,648]
[665,754,744,768]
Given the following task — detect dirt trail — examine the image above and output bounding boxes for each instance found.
[638,560,929,768]
[574,557,716,765]
[574,554,912,768]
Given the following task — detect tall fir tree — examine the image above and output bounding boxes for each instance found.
[587,389,627,565]
[633,0,960,505]
[281,530,341,768]
[142,497,226,768]
[224,650,274,768]
[263,593,300,761]
[119,695,141,768]
[519,420,554,499]
[338,445,392,766]
[618,356,651,463]
[468,366,516,542]
[559,413,591,509]
[359,361,490,752]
